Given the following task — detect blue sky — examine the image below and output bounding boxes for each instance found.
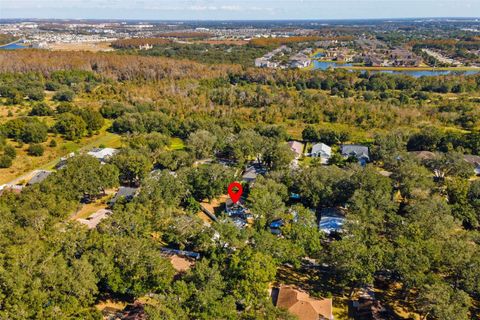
[1,0,480,20]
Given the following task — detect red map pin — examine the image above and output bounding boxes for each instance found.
[227,182,243,204]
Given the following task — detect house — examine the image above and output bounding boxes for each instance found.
[409,150,436,161]
[255,57,269,67]
[290,58,311,68]
[242,167,258,185]
[273,285,333,320]
[364,55,383,67]
[255,58,279,68]
[160,247,201,260]
[77,209,112,229]
[107,187,138,207]
[464,155,480,176]
[341,145,370,165]
[351,286,387,320]
[27,170,53,186]
[288,141,304,159]
[242,163,267,185]
[389,48,421,67]
[224,197,253,228]
[319,207,345,235]
[0,184,23,196]
[138,43,152,50]
[289,53,312,68]
[311,143,332,164]
[122,302,147,320]
[55,152,75,170]
[225,198,251,218]
[87,147,118,163]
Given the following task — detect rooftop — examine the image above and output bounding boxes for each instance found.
[87,147,118,161]
[27,170,53,186]
[275,285,333,320]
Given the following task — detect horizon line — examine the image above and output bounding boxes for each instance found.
[1,17,480,22]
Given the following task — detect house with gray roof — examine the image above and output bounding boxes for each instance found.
[27,170,53,186]
[108,187,138,207]
[311,143,332,164]
[341,144,370,165]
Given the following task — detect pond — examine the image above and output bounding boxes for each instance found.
[0,42,27,50]
[311,60,480,77]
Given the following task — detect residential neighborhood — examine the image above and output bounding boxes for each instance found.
[1,12,480,320]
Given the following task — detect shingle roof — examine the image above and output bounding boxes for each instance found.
[27,170,52,186]
[276,285,333,320]
[87,148,118,161]
[464,154,480,166]
[288,141,304,157]
[341,144,370,160]
[311,143,332,157]
[410,150,436,160]
[108,187,138,206]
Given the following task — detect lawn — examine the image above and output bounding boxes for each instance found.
[169,137,185,150]
[69,191,115,220]
[0,120,122,185]
[285,121,373,143]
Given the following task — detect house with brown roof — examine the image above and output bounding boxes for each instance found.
[409,150,436,161]
[273,285,333,320]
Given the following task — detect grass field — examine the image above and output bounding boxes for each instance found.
[285,120,373,142]
[169,137,185,150]
[48,41,114,52]
[0,121,122,185]
[70,191,115,220]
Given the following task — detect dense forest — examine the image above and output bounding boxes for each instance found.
[0,49,479,319]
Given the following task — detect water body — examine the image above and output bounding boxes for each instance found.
[313,60,353,69]
[311,60,479,77]
[0,42,27,50]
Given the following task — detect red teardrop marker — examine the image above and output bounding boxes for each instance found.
[227,182,243,204]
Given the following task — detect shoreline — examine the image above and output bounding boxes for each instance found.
[0,38,23,48]
[338,65,480,72]
[304,61,480,72]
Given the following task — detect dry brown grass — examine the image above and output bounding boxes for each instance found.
[195,39,248,45]
[69,191,115,220]
[201,194,229,216]
[48,41,114,52]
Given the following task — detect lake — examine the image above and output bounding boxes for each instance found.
[311,60,480,77]
[0,43,27,50]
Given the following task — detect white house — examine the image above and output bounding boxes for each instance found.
[87,148,118,163]
[310,143,332,164]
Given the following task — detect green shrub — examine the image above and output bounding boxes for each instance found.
[29,102,53,116]
[3,145,16,159]
[0,155,13,168]
[28,144,45,157]
[53,89,75,102]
